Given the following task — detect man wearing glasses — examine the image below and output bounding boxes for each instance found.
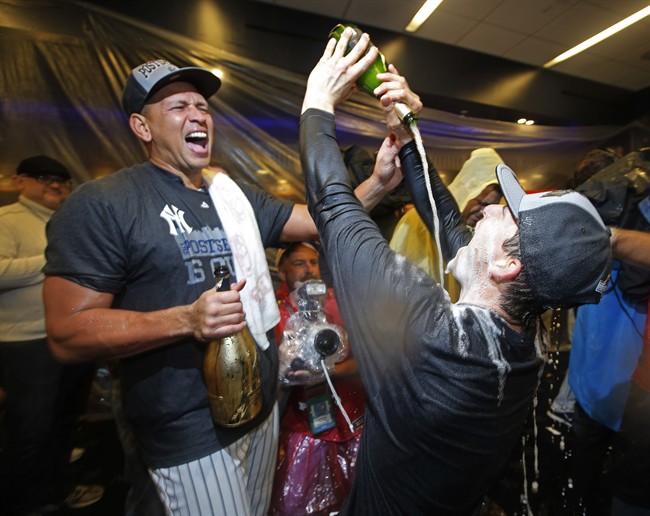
[0,156,104,514]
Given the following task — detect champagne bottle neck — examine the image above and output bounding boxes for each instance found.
[214,266,232,292]
[393,102,417,125]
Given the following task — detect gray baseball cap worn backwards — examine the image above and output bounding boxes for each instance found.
[496,164,611,309]
[121,59,221,116]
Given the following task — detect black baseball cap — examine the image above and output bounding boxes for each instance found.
[16,155,71,180]
[121,59,221,116]
[496,164,611,309]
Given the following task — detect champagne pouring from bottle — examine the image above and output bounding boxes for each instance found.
[329,24,445,283]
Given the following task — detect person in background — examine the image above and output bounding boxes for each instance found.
[567,148,621,190]
[342,144,412,240]
[273,242,323,343]
[448,149,504,228]
[606,226,650,516]
[0,156,104,514]
[565,149,648,513]
[389,147,504,299]
[298,28,612,514]
[269,242,365,516]
[547,147,620,429]
[41,59,395,516]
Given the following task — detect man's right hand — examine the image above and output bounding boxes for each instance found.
[372,134,404,191]
[192,278,248,342]
[376,64,423,145]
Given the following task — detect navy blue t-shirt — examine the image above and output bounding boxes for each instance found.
[44,162,293,467]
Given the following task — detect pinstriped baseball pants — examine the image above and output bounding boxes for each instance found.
[150,404,279,516]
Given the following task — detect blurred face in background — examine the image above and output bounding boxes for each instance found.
[461,184,503,228]
[278,244,320,291]
[13,174,71,210]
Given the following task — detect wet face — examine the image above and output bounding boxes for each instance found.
[138,82,213,175]
[13,174,70,210]
[448,204,517,286]
[461,184,503,227]
[278,244,320,291]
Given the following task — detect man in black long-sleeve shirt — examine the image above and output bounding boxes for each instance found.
[299,27,613,515]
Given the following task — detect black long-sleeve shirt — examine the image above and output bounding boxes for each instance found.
[398,140,473,262]
[301,109,542,515]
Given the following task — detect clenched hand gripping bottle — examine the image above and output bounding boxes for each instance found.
[329,23,417,125]
[330,25,445,282]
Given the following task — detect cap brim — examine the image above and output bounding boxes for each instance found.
[496,164,526,220]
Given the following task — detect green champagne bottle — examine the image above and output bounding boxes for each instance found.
[203,265,262,427]
[329,23,417,125]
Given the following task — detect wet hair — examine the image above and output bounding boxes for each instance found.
[567,149,618,189]
[499,231,546,330]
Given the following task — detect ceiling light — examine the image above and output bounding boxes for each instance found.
[211,68,224,79]
[517,118,535,125]
[544,5,650,68]
[405,0,445,33]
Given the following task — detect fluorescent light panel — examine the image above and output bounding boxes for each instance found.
[544,5,650,68]
[405,0,444,32]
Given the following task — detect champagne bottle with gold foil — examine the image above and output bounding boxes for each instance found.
[329,23,417,125]
[203,265,262,427]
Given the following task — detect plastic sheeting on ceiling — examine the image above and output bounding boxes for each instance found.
[0,0,633,204]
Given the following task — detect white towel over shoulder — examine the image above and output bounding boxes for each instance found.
[204,167,280,351]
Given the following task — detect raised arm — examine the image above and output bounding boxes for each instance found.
[279,165,401,243]
[299,28,449,398]
[374,65,472,260]
[280,35,398,242]
[398,142,472,260]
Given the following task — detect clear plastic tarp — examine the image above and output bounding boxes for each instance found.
[0,0,633,203]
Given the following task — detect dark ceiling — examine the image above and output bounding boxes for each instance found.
[256,0,650,92]
[78,0,649,127]
[1,0,648,204]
